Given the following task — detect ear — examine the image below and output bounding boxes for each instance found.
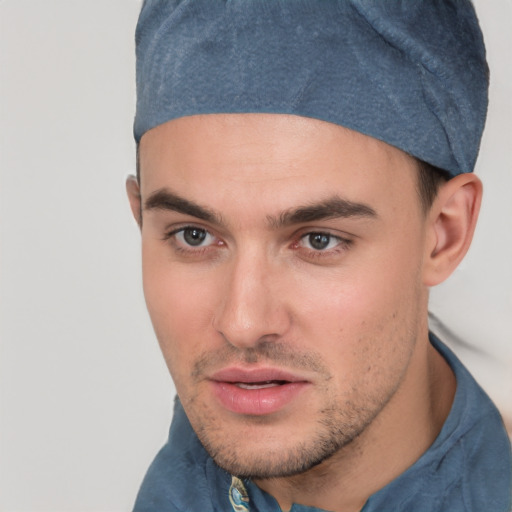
[423,173,482,287]
[126,175,142,228]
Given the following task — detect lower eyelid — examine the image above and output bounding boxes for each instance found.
[162,226,228,256]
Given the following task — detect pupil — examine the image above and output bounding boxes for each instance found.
[309,233,330,250]
[184,228,206,246]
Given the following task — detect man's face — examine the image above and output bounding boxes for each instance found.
[135,113,431,478]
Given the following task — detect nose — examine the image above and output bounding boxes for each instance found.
[212,249,291,349]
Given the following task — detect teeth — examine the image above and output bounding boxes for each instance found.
[235,380,283,390]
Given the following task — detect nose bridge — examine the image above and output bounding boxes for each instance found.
[213,244,287,348]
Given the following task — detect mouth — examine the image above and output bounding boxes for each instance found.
[233,380,288,390]
[209,368,310,416]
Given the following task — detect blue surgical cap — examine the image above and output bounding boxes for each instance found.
[134,0,488,177]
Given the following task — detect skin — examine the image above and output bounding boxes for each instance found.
[127,113,482,512]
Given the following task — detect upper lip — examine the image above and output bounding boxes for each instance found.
[209,367,308,384]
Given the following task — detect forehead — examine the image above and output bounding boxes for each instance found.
[138,113,420,219]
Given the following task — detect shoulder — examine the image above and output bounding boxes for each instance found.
[132,398,222,512]
[364,335,512,512]
[427,335,511,512]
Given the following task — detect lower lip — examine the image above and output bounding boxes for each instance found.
[210,381,309,416]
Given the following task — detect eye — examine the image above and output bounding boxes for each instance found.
[172,227,216,247]
[299,232,344,251]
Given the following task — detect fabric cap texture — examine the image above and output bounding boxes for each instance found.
[134,0,488,176]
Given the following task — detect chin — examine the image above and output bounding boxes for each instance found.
[192,410,367,479]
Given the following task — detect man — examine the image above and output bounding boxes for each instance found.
[128,1,511,511]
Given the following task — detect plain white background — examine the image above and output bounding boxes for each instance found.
[0,1,510,510]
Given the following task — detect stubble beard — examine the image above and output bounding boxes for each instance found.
[193,399,388,479]
[180,342,407,480]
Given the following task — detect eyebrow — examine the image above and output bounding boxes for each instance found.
[144,189,223,225]
[269,196,377,228]
[144,188,377,228]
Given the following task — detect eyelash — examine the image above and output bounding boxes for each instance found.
[162,225,221,255]
[163,225,353,259]
[293,232,353,259]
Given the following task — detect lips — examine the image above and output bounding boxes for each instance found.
[209,367,310,416]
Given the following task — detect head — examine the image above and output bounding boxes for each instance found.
[129,0,487,479]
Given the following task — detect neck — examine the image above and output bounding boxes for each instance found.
[254,332,456,512]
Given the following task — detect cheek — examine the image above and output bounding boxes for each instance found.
[292,269,423,409]
[292,237,425,367]
[299,252,421,323]
[141,242,219,376]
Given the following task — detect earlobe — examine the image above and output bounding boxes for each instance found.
[423,173,482,287]
[126,175,143,228]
